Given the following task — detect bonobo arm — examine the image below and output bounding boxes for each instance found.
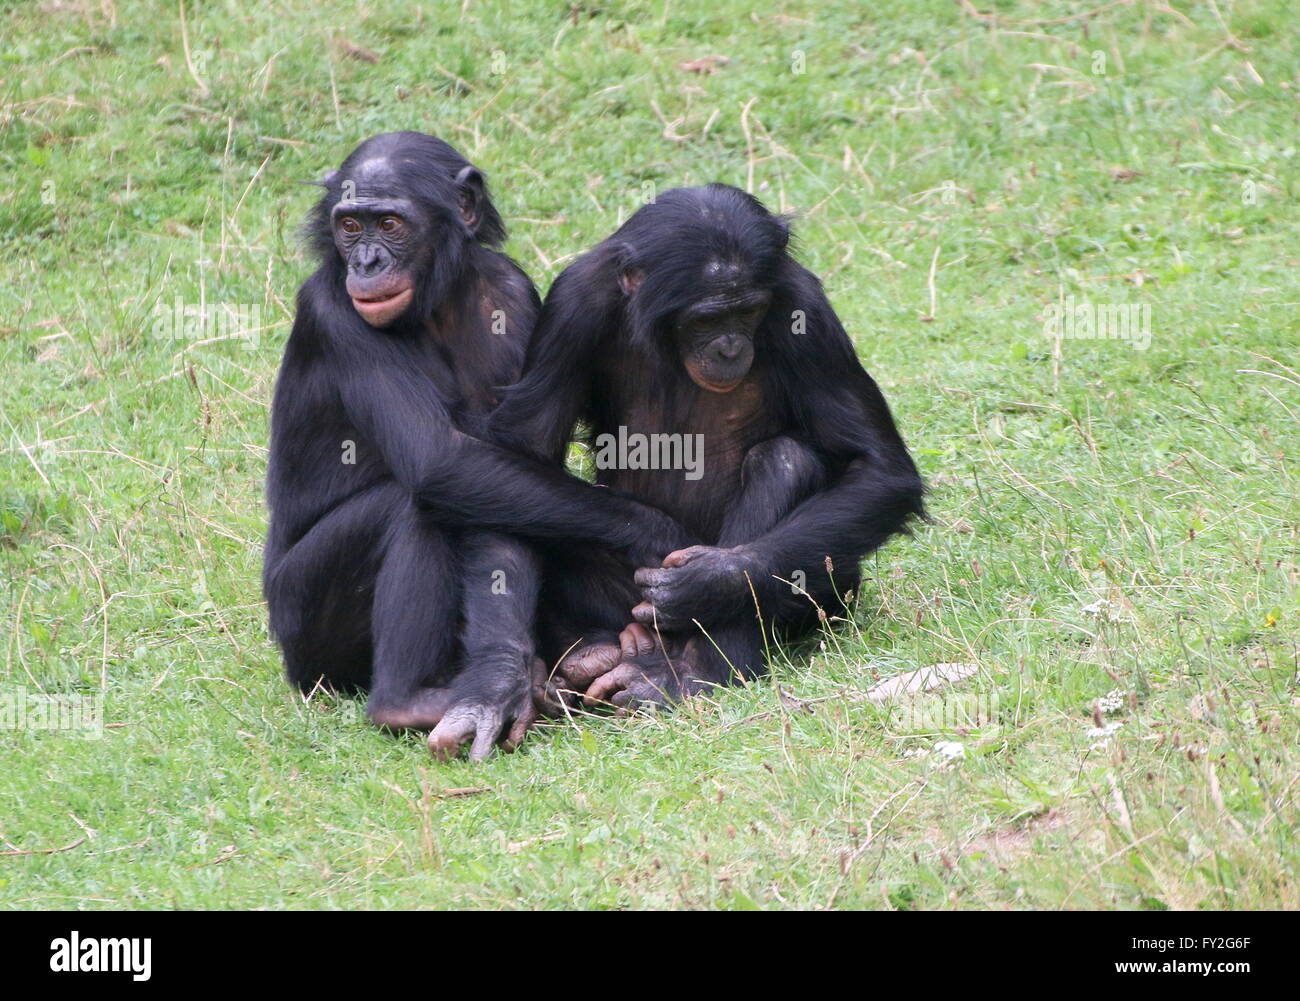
[635,266,923,624]
[743,269,924,576]
[486,255,607,463]
[304,286,691,566]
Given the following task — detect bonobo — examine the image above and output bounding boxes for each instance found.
[263,132,545,759]
[490,184,924,709]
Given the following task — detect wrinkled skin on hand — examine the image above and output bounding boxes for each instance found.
[554,625,713,712]
[546,622,662,704]
[553,640,622,693]
[632,545,760,630]
[583,640,715,711]
[550,547,767,713]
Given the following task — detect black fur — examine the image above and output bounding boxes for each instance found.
[264,134,701,753]
[263,133,542,746]
[490,184,925,707]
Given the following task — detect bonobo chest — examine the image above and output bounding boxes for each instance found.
[594,371,776,542]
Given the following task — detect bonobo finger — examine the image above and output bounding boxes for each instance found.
[633,566,672,589]
[619,622,656,659]
[633,601,689,630]
[532,674,565,714]
[662,545,708,568]
[636,600,688,631]
[527,657,562,714]
[469,709,505,762]
[613,677,672,711]
[547,676,578,712]
[585,663,641,705]
[556,642,622,687]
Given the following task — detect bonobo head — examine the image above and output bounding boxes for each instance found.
[309,131,506,328]
[613,184,789,393]
[605,183,780,390]
[664,261,768,392]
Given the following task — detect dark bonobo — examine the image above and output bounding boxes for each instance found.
[263,132,546,759]
[489,184,925,709]
[264,133,698,758]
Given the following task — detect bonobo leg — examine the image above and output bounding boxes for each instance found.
[720,436,856,632]
[265,482,404,696]
[428,531,543,761]
[265,483,461,728]
[597,437,835,709]
[364,498,464,730]
[719,437,829,548]
[632,436,831,633]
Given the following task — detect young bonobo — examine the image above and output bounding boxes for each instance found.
[264,133,696,759]
[490,184,924,710]
[264,132,546,759]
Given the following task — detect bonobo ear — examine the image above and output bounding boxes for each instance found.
[614,244,643,296]
[455,165,486,234]
[773,213,793,251]
[618,269,644,296]
[320,169,339,186]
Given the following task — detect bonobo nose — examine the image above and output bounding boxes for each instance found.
[714,335,744,361]
[359,246,387,275]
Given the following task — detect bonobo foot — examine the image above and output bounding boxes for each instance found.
[583,636,715,711]
[427,652,548,762]
[367,687,457,732]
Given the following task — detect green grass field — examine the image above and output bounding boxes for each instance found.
[1,0,1296,909]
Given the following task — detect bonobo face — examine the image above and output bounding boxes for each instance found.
[332,195,426,328]
[674,291,768,393]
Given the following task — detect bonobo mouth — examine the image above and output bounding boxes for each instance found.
[687,369,747,393]
[349,285,413,327]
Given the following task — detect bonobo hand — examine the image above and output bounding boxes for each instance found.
[625,505,697,571]
[633,545,761,629]
[428,652,547,762]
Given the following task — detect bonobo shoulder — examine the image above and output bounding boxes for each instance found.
[492,254,543,312]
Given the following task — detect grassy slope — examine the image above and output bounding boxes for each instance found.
[0,0,1296,909]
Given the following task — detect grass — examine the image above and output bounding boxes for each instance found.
[0,0,1296,910]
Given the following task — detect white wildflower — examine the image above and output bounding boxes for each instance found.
[1088,720,1124,751]
[1081,598,1127,622]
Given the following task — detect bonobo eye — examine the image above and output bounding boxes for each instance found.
[379,216,403,234]
[339,217,362,235]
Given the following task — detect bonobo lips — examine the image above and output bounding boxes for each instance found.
[687,362,749,393]
[697,375,746,393]
[349,285,413,327]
